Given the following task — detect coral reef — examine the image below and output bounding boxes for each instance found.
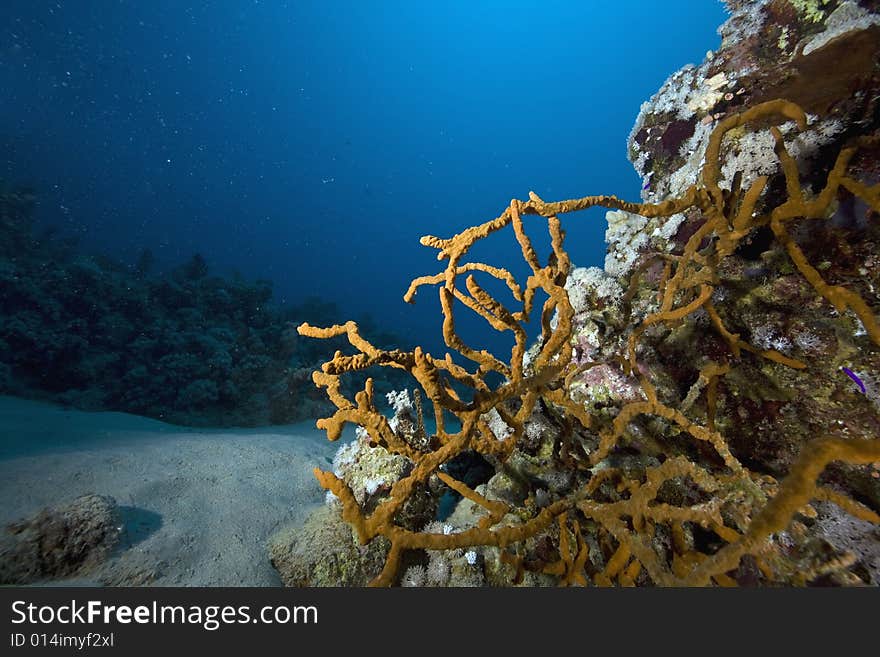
[0,195,410,426]
[287,0,880,586]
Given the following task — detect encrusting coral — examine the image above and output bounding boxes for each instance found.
[296,97,880,586]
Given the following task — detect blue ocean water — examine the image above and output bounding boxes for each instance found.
[0,1,727,423]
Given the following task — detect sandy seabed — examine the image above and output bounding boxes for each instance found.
[0,395,341,586]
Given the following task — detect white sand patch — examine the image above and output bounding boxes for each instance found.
[0,396,341,586]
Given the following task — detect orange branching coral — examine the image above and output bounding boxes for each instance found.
[298,100,880,586]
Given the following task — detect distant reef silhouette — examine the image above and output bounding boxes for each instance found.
[0,183,409,427]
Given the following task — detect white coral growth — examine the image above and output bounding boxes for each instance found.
[604,210,649,278]
[482,407,514,441]
[386,389,412,433]
[565,267,623,312]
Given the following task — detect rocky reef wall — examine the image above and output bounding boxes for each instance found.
[272,0,880,587]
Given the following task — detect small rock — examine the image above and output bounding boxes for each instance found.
[0,494,121,584]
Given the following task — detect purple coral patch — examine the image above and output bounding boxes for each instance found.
[659,118,697,157]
